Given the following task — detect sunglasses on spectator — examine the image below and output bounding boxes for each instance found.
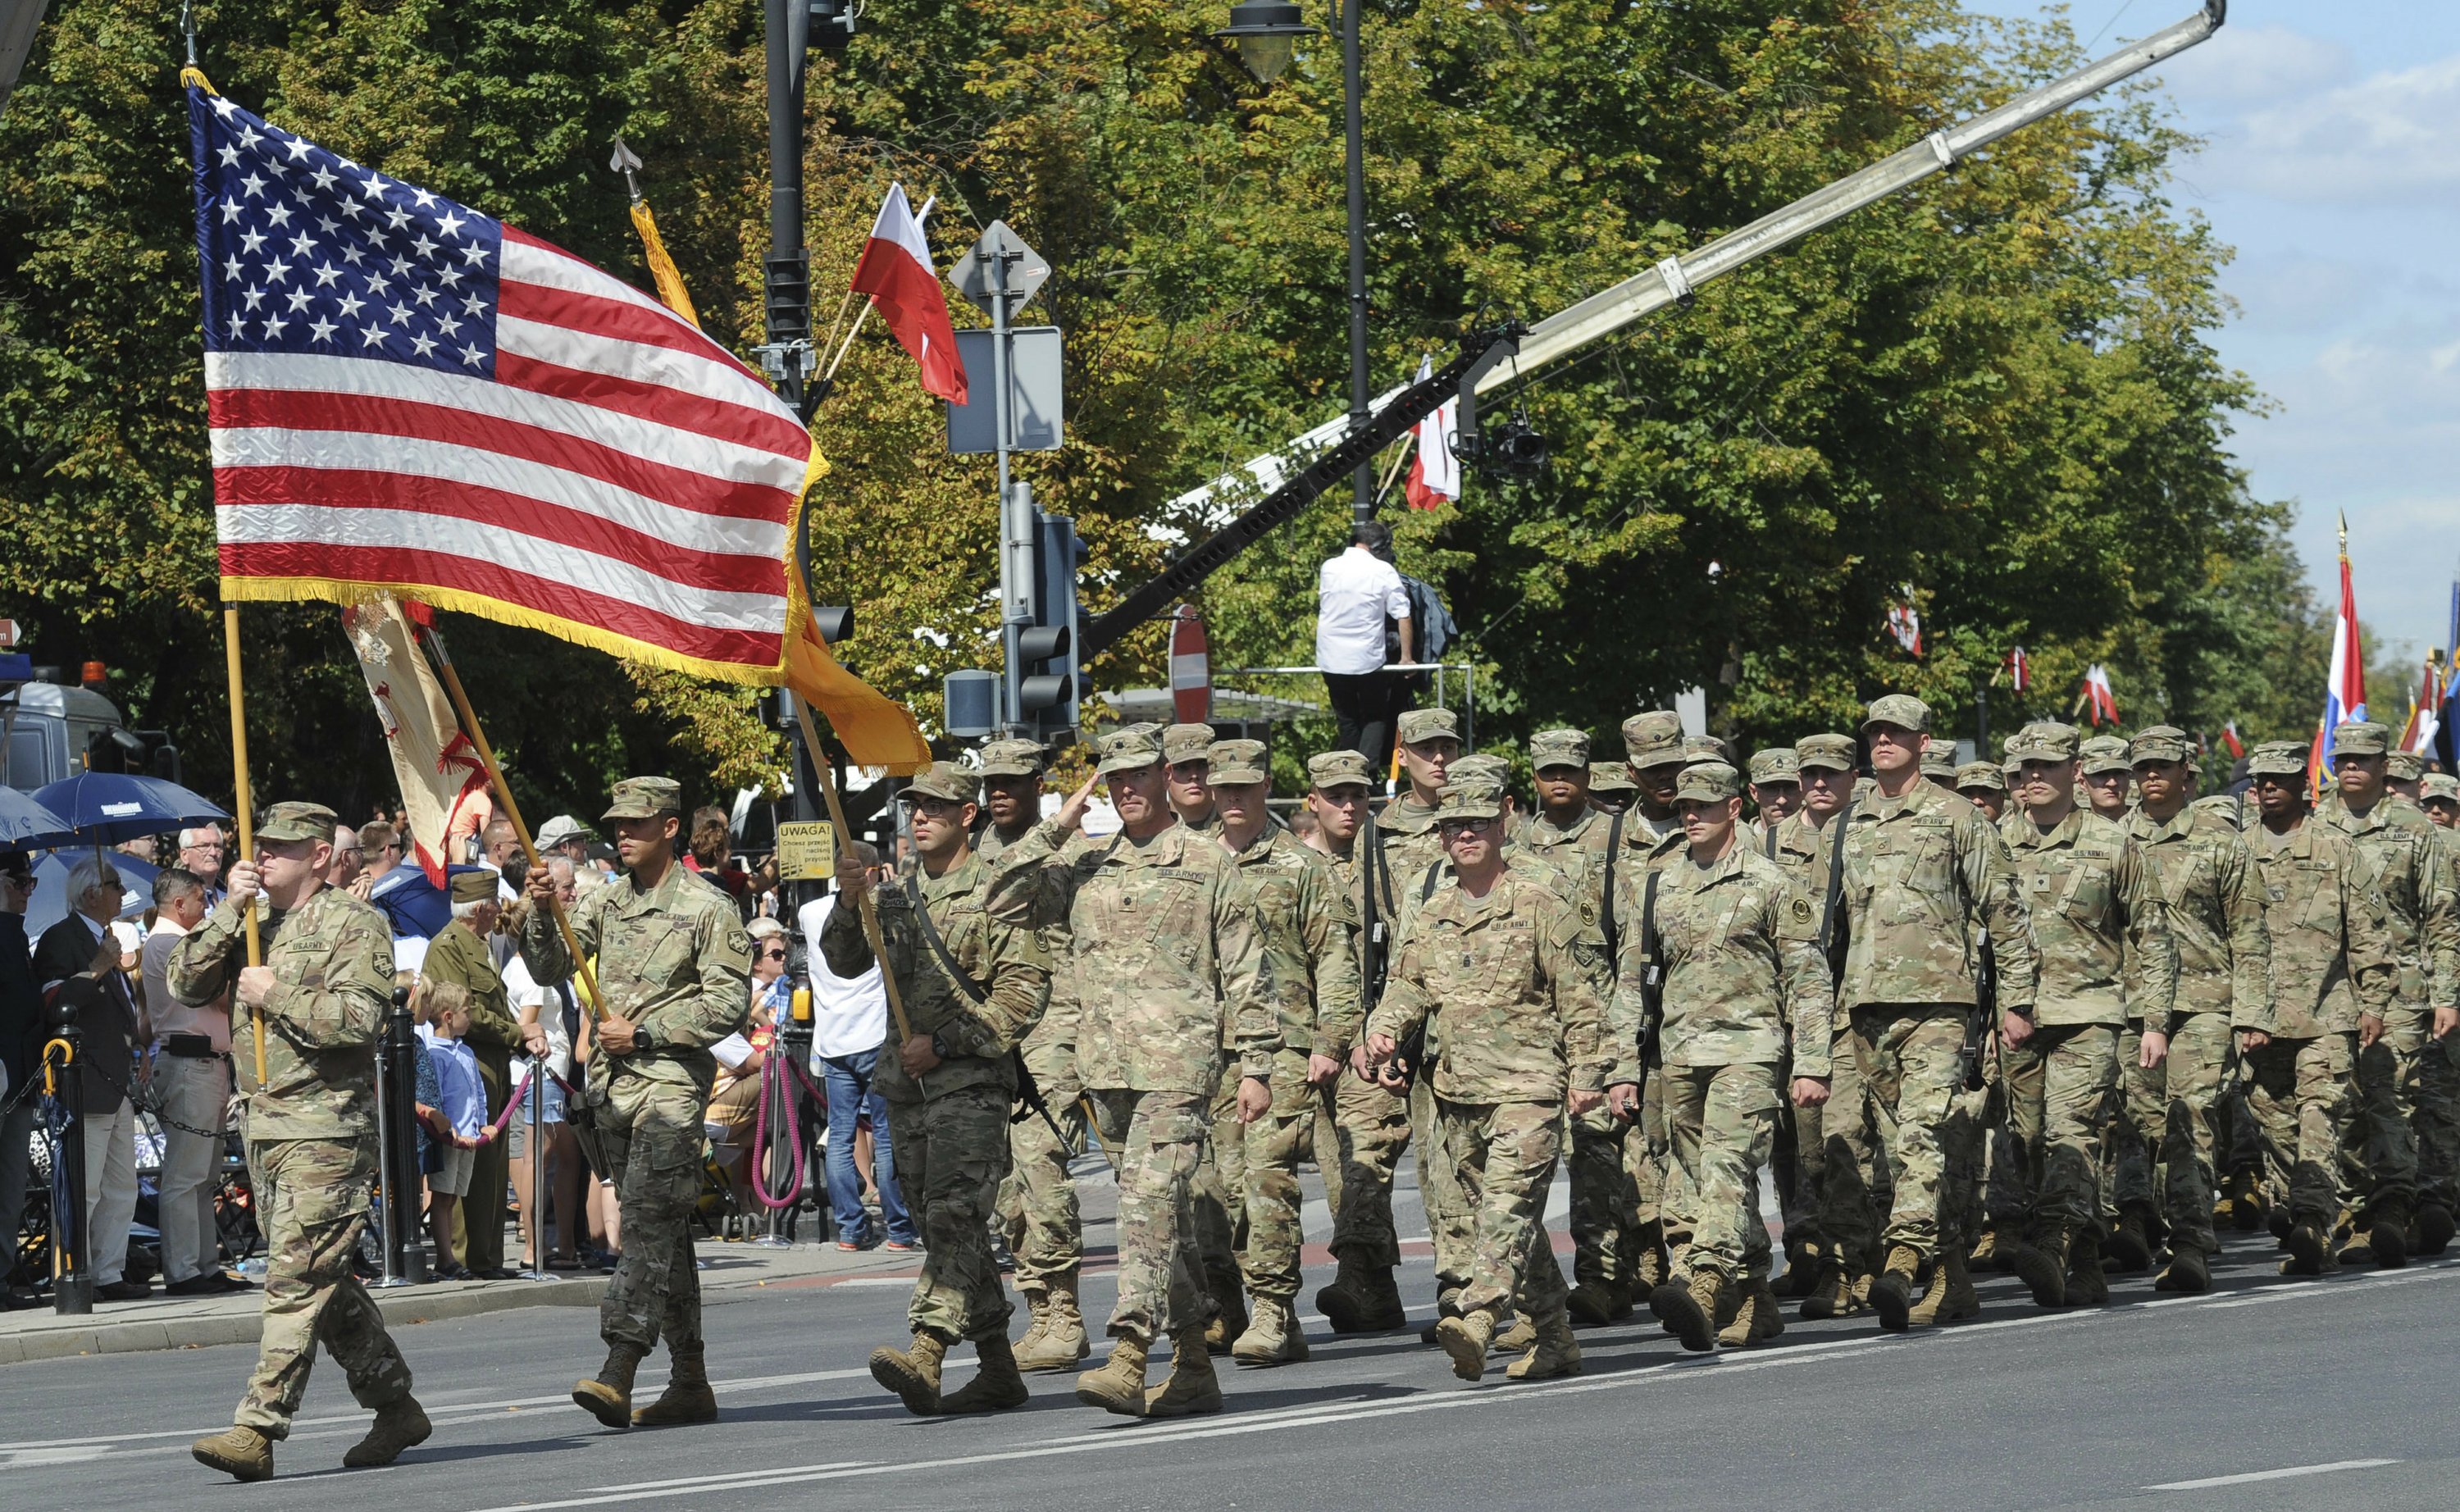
[759,946,788,960]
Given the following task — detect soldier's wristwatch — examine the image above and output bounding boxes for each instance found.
[631,1025,658,1054]
[931,1032,954,1060]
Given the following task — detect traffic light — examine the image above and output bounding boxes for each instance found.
[1018,507,1090,742]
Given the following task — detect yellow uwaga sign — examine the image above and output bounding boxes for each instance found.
[774,821,837,881]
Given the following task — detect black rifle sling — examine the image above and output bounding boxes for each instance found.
[1638,866,1663,1058]
[900,874,987,1004]
[1816,801,1854,964]
[1601,811,1625,964]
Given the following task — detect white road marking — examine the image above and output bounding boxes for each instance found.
[2144,1457,2399,1491]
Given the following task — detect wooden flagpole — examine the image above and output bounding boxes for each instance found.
[221,604,266,1088]
[417,626,608,1022]
[788,700,920,1072]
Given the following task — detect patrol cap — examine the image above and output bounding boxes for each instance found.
[1435,780,1506,822]
[1920,745,1957,778]
[2128,725,2194,767]
[2422,773,2459,804]
[1162,723,1218,766]
[2388,749,2426,782]
[1683,736,1728,766]
[2006,722,2080,763]
[1529,728,1591,772]
[2080,736,2132,776]
[1795,734,1856,772]
[258,800,339,845]
[1205,739,1270,786]
[1955,761,2007,793]
[976,738,1046,778]
[2247,740,2310,778]
[1096,725,1167,775]
[1588,762,1636,795]
[1309,749,1374,790]
[900,761,982,805]
[1622,709,1686,770]
[1397,708,1461,746]
[1748,748,1799,786]
[535,813,590,849]
[1675,761,1742,804]
[1451,754,1511,786]
[604,776,682,821]
[1861,695,1930,735]
[449,867,500,904]
[2331,720,2392,758]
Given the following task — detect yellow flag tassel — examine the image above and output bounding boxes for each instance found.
[628,200,701,329]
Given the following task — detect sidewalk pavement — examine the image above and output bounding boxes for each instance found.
[0,1232,929,1367]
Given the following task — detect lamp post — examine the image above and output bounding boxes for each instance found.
[1214,0,1375,525]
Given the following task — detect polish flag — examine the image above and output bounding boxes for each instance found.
[2080,664,2119,726]
[2220,720,2244,760]
[850,184,968,404]
[1403,356,1460,511]
[2005,645,2031,694]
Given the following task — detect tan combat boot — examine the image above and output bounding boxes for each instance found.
[938,1331,1032,1414]
[2227,1167,2266,1232]
[1434,1308,1496,1381]
[1717,1280,1770,1350]
[1968,1221,2008,1273]
[1013,1283,1052,1359]
[2104,1201,2156,1273]
[344,1396,434,1467]
[1145,1326,1225,1418]
[572,1341,645,1429]
[1869,1244,1923,1333]
[1631,1222,1669,1291]
[2011,1229,2071,1310]
[1075,1334,1152,1417]
[1748,1278,1786,1341]
[1230,1297,1310,1365]
[2153,1246,2210,1294]
[1799,1257,1848,1321]
[633,1342,718,1427]
[1492,1314,1537,1354]
[1564,1278,1629,1327]
[1908,1248,1979,1326]
[1653,1269,1727,1354]
[1017,1272,1091,1372]
[868,1331,949,1418]
[191,1425,273,1482]
[1203,1290,1250,1357]
[1505,1310,1582,1381]
[2066,1227,2111,1306]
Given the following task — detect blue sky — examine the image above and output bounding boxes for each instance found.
[1960,0,2460,669]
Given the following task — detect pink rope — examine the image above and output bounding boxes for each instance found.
[472,1068,535,1145]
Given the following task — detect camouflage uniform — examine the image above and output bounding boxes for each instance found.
[822,767,1051,1356]
[1832,697,2039,1321]
[2116,727,2271,1264]
[2244,742,2394,1240]
[1773,735,1890,1294]
[518,779,754,1382]
[1200,742,1360,1337]
[1608,764,1830,1291]
[989,728,1277,1350]
[976,748,1093,1326]
[2422,790,2460,1231]
[2312,722,2460,1238]
[167,803,411,1442]
[1995,724,2178,1283]
[1365,784,1610,1338]
[1520,729,1615,897]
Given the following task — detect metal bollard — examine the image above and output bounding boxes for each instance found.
[526,1054,554,1281]
[384,998,428,1284]
[47,1002,91,1315]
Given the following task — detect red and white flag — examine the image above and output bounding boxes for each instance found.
[1885,588,1922,656]
[342,596,488,887]
[2004,645,2030,693]
[850,184,967,405]
[2078,664,2119,726]
[2219,721,2244,759]
[1402,356,1460,511]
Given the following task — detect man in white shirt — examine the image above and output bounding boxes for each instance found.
[795,844,916,1250]
[146,867,245,1294]
[1315,520,1416,775]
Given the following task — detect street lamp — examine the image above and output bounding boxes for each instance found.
[1215,1,1375,524]
[1214,1,1314,86]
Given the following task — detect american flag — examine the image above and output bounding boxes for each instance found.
[188,84,813,681]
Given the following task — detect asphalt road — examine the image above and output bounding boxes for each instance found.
[5,1164,2458,1512]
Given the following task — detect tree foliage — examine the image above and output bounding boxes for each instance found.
[0,0,2317,822]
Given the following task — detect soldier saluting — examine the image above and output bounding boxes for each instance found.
[519,777,754,1431]
[175,802,428,1482]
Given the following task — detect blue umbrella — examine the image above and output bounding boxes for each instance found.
[30,772,230,845]
[0,787,80,851]
[23,850,157,939]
